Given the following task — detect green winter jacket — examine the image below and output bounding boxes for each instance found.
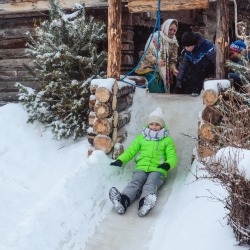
[117,127,178,177]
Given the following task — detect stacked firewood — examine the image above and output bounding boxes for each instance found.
[87,77,136,158]
[198,79,232,158]
[195,84,250,245]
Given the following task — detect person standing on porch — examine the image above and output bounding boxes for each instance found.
[173,28,216,96]
[135,19,179,93]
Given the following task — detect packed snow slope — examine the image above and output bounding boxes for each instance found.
[0,88,248,250]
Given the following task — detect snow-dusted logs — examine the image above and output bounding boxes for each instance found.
[88,111,96,126]
[88,78,134,157]
[112,143,124,159]
[93,117,113,136]
[94,95,133,118]
[115,127,127,143]
[116,85,135,98]
[95,80,119,103]
[125,75,147,86]
[112,95,133,112]
[89,95,96,111]
[93,134,113,154]
[88,127,127,147]
[92,110,131,136]
[87,126,95,146]
[94,102,112,119]
[199,123,216,141]
[90,78,118,94]
[113,111,119,127]
[87,132,96,146]
[202,106,222,125]
[112,95,117,110]
[117,110,131,129]
[112,127,118,143]
[202,79,231,106]
[95,84,134,103]
[90,85,97,95]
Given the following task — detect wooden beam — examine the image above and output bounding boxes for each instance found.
[0,0,104,13]
[215,0,229,79]
[107,0,122,79]
[127,0,209,13]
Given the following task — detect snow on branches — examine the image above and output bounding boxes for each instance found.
[17,0,107,140]
[194,147,250,246]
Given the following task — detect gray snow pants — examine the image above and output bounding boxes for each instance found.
[121,170,166,204]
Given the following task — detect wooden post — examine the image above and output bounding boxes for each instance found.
[215,0,229,79]
[107,0,122,80]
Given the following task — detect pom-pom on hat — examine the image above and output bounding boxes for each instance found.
[229,40,246,53]
[182,28,198,46]
[148,107,165,127]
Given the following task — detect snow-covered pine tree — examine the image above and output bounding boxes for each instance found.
[16,0,107,140]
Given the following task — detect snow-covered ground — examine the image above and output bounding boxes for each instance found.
[0,89,249,250]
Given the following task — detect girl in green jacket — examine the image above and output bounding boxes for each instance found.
[109,107,178,217]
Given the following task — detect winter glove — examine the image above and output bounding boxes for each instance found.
[110,159,123,167]
[157,163,170,171]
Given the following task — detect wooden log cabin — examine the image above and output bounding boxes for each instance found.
[0,0,250,106]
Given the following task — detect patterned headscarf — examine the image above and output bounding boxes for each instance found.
[161,19,178,45]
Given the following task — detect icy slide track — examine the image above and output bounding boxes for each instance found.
[85,89,204,250]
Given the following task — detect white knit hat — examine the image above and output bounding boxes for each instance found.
[148,107,165,127]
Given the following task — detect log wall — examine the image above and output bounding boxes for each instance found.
[0,7,108,106]
[87,77,137,157]
[198,78,232,158]
[0,12,44,106]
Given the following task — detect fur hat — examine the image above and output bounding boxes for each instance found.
[229,40,246,53]
[148,107,165,127]
[182,28,198,46]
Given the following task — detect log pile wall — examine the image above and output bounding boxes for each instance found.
[198,78,232,158]
[87,77,138,158]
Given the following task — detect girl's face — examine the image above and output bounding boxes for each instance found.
[185,45,195,52]
[149,122,162,131]
[168,23,177,38]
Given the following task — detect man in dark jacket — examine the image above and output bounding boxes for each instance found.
[173,29,216,96]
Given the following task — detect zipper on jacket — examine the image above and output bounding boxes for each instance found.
[155,141,159,151]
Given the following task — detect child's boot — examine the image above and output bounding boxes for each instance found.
[138,193,157,217]
[109,187,130,214]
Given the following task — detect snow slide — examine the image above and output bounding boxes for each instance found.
[84,89,204,249]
